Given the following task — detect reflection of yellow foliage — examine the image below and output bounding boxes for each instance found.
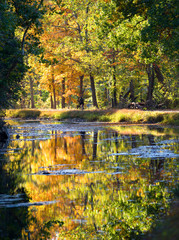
[4,128,178,239]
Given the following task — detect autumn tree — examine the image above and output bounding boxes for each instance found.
[50,0,108,108]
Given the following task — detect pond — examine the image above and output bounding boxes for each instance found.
[0,120,178,239]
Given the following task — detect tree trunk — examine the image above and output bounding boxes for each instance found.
[53,86,57,109]
[79,75,84,97]
[52,84,56,109]
[146,64,155,105]
[153,64,164,84]
[20,96,26,109]
[123,80,135,101]
[52,73,56,109]
[112,51,117,107]
[29,76,35,108]
[129,79,135,102]
[112,68,117,107]
[61,78,65,108]
[104,87,109,106]
[90,74,98,108]
[50,94,53,109]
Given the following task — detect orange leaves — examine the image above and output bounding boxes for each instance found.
[37,1,87,107]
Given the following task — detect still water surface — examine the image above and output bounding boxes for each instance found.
[0,121,179,239]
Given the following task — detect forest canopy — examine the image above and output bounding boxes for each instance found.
[0,0,178,111]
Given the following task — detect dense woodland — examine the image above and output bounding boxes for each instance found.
[0,0,178,111]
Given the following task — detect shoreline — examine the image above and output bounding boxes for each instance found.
[4,108,179,126]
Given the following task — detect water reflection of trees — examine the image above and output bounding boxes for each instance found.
[0,141,29,239]
[1,128,178,239]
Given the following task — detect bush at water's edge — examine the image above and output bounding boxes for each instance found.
[0,119,9,143]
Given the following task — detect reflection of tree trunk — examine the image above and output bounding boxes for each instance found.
[148,134,155,145]
[31,140,35,157]
[92,131,98,160]
[93,218,97,232]
[114,132,121,190]
[90,74,98,108]
[148,135,164,181]
[84,192,88,211]
[131,135,137,149]
[90,183,94,211]
[80,131,86,155]
[29,76,35,108]
[114,132,119,160]
[61,78,65,108]
[54,131,57,161]
[64,138,67,154]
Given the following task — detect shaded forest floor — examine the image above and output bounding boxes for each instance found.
[5,108,179,126]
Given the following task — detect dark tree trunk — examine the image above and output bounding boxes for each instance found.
[129,80,135,102]
[112,50,117,107]
[79,75,84,97]
[123,80,135,101]
[104,87,109,106]
[20,96,26,109]
[153,64,164,84]
[123,89,130,99]
[90,74,98,108]
[52,73,56,109]
[112,68,117,107]
[57,90,60,108]
[52,85,56,109]
[146,64,155,105]
[29,77,35,108]
[61,78,65,108]
[50,94,53,109]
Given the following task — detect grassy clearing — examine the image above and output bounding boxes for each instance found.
[5,109,179,126]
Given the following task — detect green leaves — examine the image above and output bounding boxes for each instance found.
[0,0,44,109]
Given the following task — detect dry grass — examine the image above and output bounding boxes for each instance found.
[5,108,179,126]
